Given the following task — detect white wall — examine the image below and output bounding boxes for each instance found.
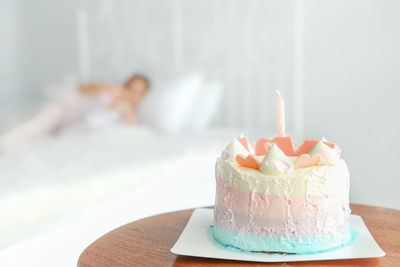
[17,0,79,100]
[0,0,22,129]
[1,0,297,135]
[303,0,400,209]
[0,0,80,131]
[79,0,297,134]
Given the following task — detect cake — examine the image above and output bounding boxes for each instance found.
[212,92,356,254]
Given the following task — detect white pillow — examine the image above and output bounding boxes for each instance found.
[186,81,223,131]
[137,73,204,134]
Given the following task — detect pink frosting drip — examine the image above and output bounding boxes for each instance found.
[215,176,350,238]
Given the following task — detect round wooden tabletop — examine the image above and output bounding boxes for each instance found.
[78,204,400,267]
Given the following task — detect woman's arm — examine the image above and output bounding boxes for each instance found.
[79,83,123,97]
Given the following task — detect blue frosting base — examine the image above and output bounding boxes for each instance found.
[209,224,359,255]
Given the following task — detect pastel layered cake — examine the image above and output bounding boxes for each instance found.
[213,135,354,254]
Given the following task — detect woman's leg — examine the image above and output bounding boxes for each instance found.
[0,102,65,147]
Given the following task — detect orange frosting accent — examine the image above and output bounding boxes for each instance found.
[295,153,322,169]
[255,138,271,156]
[236,154,260,169]
[254,136,296,156]
[295,140,337,156]
[238,137,250,152]
[271,136,296,156]
[242,136,340,158]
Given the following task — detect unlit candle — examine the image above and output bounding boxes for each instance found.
[276,90,285,137]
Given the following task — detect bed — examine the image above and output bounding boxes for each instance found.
[0,125,253,267]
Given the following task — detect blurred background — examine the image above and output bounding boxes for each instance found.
[1,0,399,266]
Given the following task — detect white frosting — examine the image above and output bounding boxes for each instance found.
[259,144,292,176]
[216,157,350,196]
[310,141,339,165]
[221,138,249,161]
[220,137,347,196]
[238,134,255,154]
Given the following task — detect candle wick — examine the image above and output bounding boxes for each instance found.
[276,90,282,98]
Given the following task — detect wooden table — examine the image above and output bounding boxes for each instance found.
[78,204,400,267]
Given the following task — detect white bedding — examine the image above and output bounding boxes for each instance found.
[0,125,244,267]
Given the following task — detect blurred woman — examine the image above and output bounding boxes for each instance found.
[0,75,149,148]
